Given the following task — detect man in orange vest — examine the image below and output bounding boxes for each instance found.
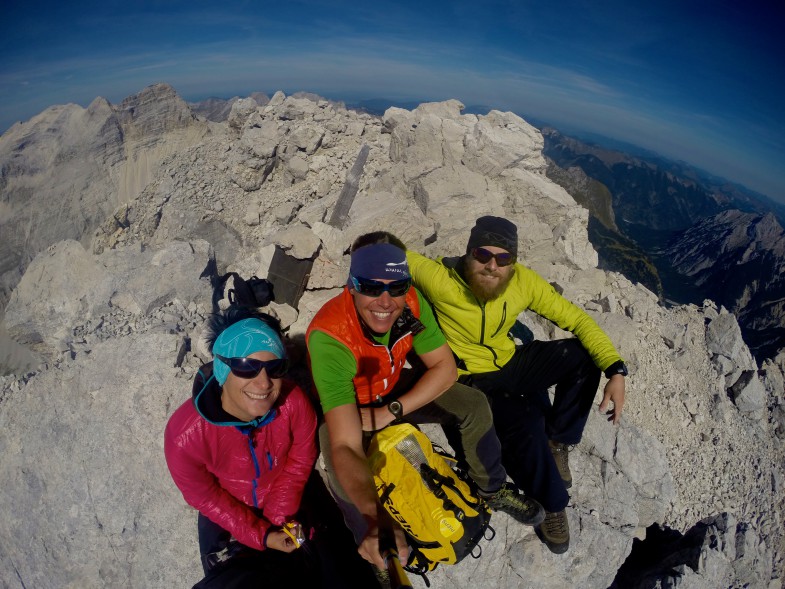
[306,233,544,582]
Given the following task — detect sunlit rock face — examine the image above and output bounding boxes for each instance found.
[1,87,783,589]
[664,210,785,361]
[0,83,207,308]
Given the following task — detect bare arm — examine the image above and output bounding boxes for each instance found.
[359,342,458,431]
[325,403,409,568]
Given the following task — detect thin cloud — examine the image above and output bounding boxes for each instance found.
[0,2,782,201]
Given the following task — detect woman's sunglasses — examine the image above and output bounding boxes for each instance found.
[471,247,515,267]
[350,275,411,297]
[214,354,289,379]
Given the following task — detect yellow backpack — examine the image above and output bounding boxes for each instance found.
[367,423,493,577]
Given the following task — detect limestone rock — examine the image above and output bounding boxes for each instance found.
[4,239,214,359]
[463,109,547,176]
[0,332,201,589]
[728,370,766,414]
[267,301,298,330]
[309,221,347,261]
[1,87,783,589]
[706,311,756,374]
[5,240,114,351]
[613,513,775,589]
[308,252,349,290]
[0,83,208,309]
[268,224,321,259]
[227,97,260,129]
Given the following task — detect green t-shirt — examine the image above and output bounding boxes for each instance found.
[310,289,446,414]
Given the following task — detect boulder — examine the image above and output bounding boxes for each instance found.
[1,88,783,589]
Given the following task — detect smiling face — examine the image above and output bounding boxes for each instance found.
[220,350,282,422]
[350,279,407,335]
[464,245,515,302]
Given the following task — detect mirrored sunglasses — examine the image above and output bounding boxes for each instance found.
[471,247,515,267]
[214,354,289,379]
[350,275,411,297]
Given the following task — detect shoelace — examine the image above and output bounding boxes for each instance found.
[551,443,573,471]
[551,443,574,455]
[495,487,536,513]
[544,512,568,534]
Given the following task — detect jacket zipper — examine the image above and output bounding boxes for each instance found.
[369,328,412,403]
[245,433,262,509]
[477,300,503,370]
[490,302,507,338]
[454,263,504,371]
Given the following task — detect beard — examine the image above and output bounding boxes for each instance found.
[464,258,515,302]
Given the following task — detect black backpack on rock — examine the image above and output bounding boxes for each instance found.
[221,272,275,308]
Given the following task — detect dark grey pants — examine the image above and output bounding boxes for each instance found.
[466,339,601,512]
[319,378,507,543]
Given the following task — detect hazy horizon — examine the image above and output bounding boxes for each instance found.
[2,1,783,203]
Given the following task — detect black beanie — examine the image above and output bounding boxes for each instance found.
[466,216,518,256]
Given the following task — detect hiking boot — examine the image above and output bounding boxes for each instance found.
[549,440,573,489]
[484,483,545,526]
[539,509,570,554]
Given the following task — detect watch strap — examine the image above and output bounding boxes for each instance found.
[604,360,628,378]
[387,400,403,421]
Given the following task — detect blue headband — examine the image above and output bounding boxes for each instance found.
[349,243,409,281]
[212,318,285,385]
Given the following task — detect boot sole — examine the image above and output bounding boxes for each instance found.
[544,538,570,554]
[492,506,546,526]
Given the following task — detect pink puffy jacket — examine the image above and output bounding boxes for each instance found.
[164,365,317,551]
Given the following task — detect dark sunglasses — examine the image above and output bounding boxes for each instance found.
[214,354,289,379]
[350,275,411,297]
[471,247,515,267]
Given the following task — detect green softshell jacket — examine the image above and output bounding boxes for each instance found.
[407,250,622,375]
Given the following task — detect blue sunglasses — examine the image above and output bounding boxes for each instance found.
[214,354,289,379]
[350,275,411,297]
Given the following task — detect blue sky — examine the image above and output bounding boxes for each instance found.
[2,0,783,203]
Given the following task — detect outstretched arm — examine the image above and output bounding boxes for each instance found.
[325,403,409,568]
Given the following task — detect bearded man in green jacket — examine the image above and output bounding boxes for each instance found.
[406,216,628,554]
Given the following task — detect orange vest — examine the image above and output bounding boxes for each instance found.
[306,287,421,405]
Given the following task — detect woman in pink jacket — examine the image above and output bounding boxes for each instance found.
[165,308,320,587]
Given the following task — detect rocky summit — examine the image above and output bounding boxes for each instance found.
[0,84,783,589]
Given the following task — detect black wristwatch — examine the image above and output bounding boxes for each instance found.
[604,361,628,378]
[605,360,629,378]
[387,400,403,420]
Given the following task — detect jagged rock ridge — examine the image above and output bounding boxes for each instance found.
[0,83,208,308]
[544,159,664,298]
[542,127,785,363]
[0,86,783,589]
[663,210,785,361]
[188,92,271,122]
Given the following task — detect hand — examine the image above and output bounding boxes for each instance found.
[357,517,409,569]
[599,374,625,425]
[282,520,305,548]
[359,406,394,432]
[265,528,298,553]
